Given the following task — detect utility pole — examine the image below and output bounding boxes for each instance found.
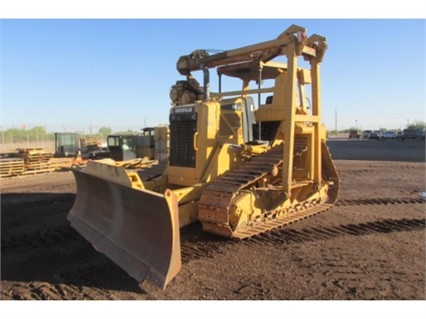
[1,126,4,153]
[335,110,337,134]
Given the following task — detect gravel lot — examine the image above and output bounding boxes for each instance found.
[1,138,425,318]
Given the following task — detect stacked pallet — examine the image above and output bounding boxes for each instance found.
[0,157,25,177]
[81,134,103,148]
[0,148,76,177]
[48,157,73,171]
[17,148,55,174]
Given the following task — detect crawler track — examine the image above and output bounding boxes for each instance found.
[198,142,339,239]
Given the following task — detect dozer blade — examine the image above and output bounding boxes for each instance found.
[67,164,181,289]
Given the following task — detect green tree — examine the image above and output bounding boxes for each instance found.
[99,127,112,138]
[409,121,426,130]
[1,126,53,145]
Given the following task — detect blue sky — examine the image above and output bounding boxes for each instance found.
[0,18,424,133]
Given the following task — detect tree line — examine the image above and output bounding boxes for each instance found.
[330,120,426,136]
[2,121,425,143]
[0,126,116,144]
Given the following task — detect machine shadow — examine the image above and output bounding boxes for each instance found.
[1,192,144,295]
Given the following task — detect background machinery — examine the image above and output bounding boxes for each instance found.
[54,132,110,160]
[106,126,169,161]
[54,132,81,158]
[53,132,110,168]
[68,25,339,289]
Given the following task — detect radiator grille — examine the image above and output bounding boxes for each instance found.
[169,113,197,167]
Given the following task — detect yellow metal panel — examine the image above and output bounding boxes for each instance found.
[200,143,242,182]
[294,114,320,123]
[297,68,311,84]
[310,58,322,185]
[194,101,219,180]
[255,106,286,121]
[177,201,199,228]
[168,166,197,186]
[281,42,299,195]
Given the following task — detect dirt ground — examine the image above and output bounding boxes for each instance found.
[1,139,425,316]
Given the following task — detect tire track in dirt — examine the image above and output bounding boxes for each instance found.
[335,197,425,207]
[340,163,421,173]
[3,280,116,300]
[180,224,228,264]
[290,241,424,299]
[179,217,425,265]
[246,218,425,246]
[178,192,425,265]
[1,226,80,255]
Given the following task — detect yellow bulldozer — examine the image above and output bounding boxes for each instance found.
[68,25,339,289]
